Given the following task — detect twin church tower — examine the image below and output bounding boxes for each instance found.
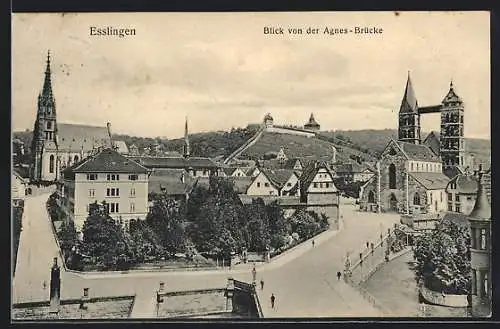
[398,72,465,171]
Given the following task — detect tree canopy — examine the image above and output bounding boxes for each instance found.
[413,219,471,295]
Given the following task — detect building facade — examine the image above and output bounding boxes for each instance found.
[359,139,449,214]
[60,148,149,233]
[246,169,300,197]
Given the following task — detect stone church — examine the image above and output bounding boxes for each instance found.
[30,52,124,182]
[359,73,466,214]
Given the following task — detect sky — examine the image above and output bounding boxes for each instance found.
[12,12,490,140]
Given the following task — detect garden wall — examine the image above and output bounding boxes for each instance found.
[419,285,468,308]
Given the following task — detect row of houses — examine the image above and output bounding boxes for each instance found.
[49,146,345,235]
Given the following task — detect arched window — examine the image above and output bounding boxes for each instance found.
[368,191,375,203]
[413,192,421,206]
[74,155,79,163]
[49,155,55,173]
[388,164,396,189]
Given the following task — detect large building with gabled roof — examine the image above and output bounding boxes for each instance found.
[60,148,149,233]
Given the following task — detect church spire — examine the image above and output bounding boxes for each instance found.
[184,116,190,158]
[399,71,418,113]
[42,50,54,98]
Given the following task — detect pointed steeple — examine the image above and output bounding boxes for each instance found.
[42,50,54,98]
[184,116,190,158]
[469,165,491,220]
[399,71,418,113]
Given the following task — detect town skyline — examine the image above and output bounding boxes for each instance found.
[12,12,490,140]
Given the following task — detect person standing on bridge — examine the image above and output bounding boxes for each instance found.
[270,293,276,309]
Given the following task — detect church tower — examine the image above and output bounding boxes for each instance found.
[440,81,465,170]
[183,117,190,158]
[30,51,58,181]
[398,72,421,144]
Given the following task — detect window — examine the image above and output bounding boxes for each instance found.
[87,174,97,180]
[455,205,461,213]
[107,174,120,181]
[313,183,318,188]
[430,193,433,204]
[130,188,136,197]
[89,189,95,197]
[325,182,330,188]
[128,174,138,181]
[269,191,274,195]
[368,191,375,203]
[111,203,115,213]
[440,192,443,202]
[47,121,52,129]
[448,204,453,211]
[111,189,115,196]
[74,155,79,163]
[413,193,421,206]
[410,162,414,171]
[448,193,453,201]
[287,183,292,187]
[49,155,55,173]
[319,183,323,188]
[480,229,487,250]
[388,163,396,189]
[264,182,269,187]
[467,196,473,201]
[107,188,120,197]
[455,195,460,202]
[116,188,120,196]
[130,203,135,212]
[257,182,261,188]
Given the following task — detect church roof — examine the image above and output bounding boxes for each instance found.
[70,148,148,173]
[442,81,463,104]
[113,140,129,154]
[409,172,450,190]
[55,123,111,153]
[396,141,441,162]
[399,73,419,113]
[469,172,491,220]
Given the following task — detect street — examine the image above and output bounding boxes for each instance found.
[13,193,399,318]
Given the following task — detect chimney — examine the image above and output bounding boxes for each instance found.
[106,122,114,149]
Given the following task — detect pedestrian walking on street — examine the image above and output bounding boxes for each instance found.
[252,263,257,283]
[270,293,276,309]
[366,241,369,249]
[312,239,315,247]
[42,280,47,290]
[260,279,264,290]
[337,271,342,280]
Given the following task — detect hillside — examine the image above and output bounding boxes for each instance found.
[330,129,490,165]
[239,131,375,163]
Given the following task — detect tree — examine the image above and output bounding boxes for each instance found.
[265,201,290,250]
[290,210,322,241]
[146,194,187,255]
[81,201,133,269]
[129,219,165,262]
[413,219,471,294]
[58,220,77,259]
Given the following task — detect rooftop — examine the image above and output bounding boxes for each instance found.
[69,148,148,174]
[409,172,450,190]
[128,156,218,169]
[397,141,441,162]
